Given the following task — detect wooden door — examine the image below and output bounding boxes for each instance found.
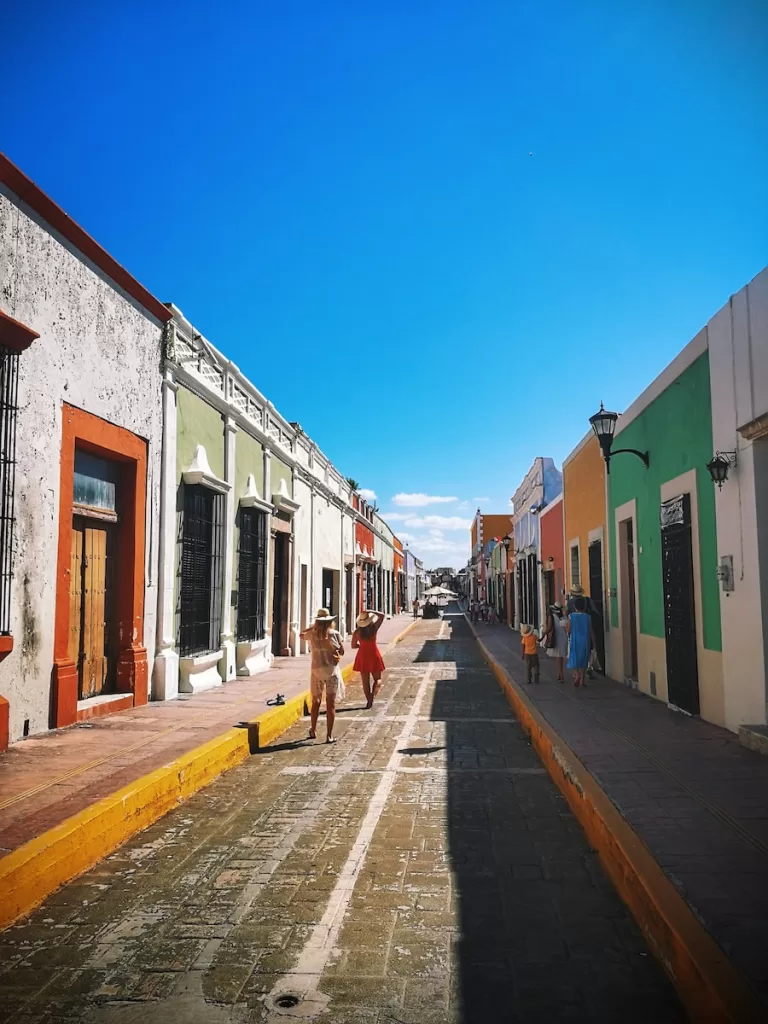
[69,519,114,700]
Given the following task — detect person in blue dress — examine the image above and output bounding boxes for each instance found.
[566,596,596,688]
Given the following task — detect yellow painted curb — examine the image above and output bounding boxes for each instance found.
[247,691,310,750]
[0,685,315,932]
[470,622,765,1023]
[0,622,418,932]
[391,618,418,646]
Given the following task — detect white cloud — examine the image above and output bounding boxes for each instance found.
[381,514,471,531]
[392,493,457,508]
[358,488,377,502]
[473,496,490,503]
[421,515,472,530]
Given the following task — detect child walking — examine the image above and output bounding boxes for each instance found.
[352,610,386,708]
[520,624,540,684]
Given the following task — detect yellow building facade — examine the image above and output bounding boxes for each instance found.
[562,433,608,666]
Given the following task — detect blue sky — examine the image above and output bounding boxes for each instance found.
[3,1,766,568]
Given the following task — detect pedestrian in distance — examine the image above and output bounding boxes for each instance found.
[299,608,345,744]
[543,603,568,683]
[352,610,386,709]
[412,597,420,619]
[566,596,596,688]
[567,584,601,679]
[520,624,540,683]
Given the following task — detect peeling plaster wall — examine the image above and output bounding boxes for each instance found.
[0,189,164,742]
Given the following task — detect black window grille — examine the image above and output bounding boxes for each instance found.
[0,347,20,636]
[178,484,224,656]
[236,508,267,642]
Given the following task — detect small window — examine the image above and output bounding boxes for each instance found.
[0,346,21,635]
[74,450,118,512]
[570,543,581,588]
[237,508,267,643]
[178,484,225,656]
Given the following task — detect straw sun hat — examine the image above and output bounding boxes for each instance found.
[314,608,335,622]
[520,624,533,636]
[570,584,585,596]
[356,611,375,628]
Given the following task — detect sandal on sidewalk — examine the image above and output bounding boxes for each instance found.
[308,730,317,739]
[326,736,335,744]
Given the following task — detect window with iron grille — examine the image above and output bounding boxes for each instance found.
[237,508,267,642]
[0,347,21,636]
[178,484,225,656]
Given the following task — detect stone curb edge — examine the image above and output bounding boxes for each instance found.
[0,617,418,931]
[469,618,764,1023]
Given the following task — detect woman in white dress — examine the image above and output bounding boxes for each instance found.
[543,603,568,682]
[299,608,345,743]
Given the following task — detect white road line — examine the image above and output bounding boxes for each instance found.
[266,621,448,1016]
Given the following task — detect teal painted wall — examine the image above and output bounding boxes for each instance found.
[608,352,721,652]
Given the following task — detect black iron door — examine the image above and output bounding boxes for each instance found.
[661,494,700,714]
[179,484,223,656]
[237,509,267,642]
[588,540,606,672]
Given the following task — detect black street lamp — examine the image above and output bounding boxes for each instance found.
[589,403,649,474]
[706,451,737,490]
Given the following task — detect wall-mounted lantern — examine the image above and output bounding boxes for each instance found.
[706,451,737,490]
[589,403,650,474]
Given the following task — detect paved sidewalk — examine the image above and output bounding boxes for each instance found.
[0,615,682,1023]
[0,615,414,857]
[472,618,768,1008]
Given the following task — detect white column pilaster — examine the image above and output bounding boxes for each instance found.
[263,447,273,648]
[152,372,180,701]
[219,418,238,681]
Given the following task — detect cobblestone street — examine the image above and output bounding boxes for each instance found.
[0,615,684,1023]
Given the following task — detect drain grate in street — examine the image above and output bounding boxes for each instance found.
[275,994,301,1009]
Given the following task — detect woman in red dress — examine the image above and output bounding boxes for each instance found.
[352,610,386,708]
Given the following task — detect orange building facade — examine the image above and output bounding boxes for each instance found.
[562,433,608,667]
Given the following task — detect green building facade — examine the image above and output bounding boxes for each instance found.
[606,345,723,723]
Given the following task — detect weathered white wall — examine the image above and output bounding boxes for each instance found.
[708,267,768,729]
[292,474,313,655]
[0,187,163,742]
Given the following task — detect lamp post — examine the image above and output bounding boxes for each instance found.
[589,403,650,474]
[706,451,737,489]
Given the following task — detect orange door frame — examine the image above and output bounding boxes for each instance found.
[51,404,149,728]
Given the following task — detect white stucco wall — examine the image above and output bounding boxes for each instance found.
[0,187,164,742]
[708,267,768,728]
[292,474,313,654]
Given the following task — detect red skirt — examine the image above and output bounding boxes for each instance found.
[354,638,385,675]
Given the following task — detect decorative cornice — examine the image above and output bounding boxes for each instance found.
[273,477,301,514]
[182,444,230,494]
[240,474,274,512]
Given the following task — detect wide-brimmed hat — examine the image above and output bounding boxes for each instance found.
[570,584,585,596]
[550,603,562,613]
[356,611,375,628]
[521,624,533,636]
[314,608,335,622]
